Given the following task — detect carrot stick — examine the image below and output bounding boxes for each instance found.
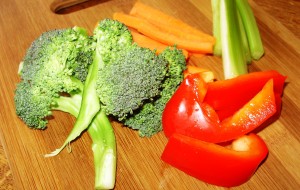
[137,23,214,53]
[130,29,189,59]
[129,1,215,43]
[113,12,142,29]
[113,12,213,53]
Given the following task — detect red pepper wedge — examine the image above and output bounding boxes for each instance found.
[161,133,269,187]
[220,79,276,142]
[162,73,277,143]
[204,70,286,120]
[162,73,215,139]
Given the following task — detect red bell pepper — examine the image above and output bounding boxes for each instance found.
[204,70,286,120]
[161,133,269,187]
[162,73,277,143]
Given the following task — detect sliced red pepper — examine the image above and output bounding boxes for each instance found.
[219,79,276,142]
[162,74,277,143]
[204,70,286,120]
[161,133,269,187]
[162,73,214,139]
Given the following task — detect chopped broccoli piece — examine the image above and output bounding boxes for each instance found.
[15,27,94,129]
[93,18,133,65]
[124,47,186,137]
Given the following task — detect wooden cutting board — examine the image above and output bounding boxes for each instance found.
[0,0,300,189]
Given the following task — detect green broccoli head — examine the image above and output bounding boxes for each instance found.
[96,44,168,120]
[93,19,168,121]
[15,81,53,129]
[124,47,186,137]
[14,27,94,129]
[93,19,133,66]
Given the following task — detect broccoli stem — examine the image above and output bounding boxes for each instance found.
[46,53,101,156]
[89,110,116,190]
[53,95,116,189]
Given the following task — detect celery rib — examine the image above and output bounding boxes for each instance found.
[211,0,264,79]
[236,0,264,60]
[220,0,247,79]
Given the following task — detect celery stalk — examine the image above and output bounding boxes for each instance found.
[237,11,252,64]
[236,0,264,60]
[211,0,264,79]
[211,0,222,56]
[220,0,247,79]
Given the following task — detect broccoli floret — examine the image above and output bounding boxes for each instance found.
[93,18,133,66]
[94,19,168,120]
[124,47,186,137]
[97,44,167,120]
[15,27,94,129]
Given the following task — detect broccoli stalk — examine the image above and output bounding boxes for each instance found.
[53,95,116,189]
[45,51,101,157]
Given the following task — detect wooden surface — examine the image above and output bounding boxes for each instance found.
[0,0,300,189]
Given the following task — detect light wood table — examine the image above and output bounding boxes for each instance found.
[0,0,299,189]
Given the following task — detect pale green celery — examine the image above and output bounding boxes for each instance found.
[220,0,248,79]
[211,0,222,56]
[237,11,252,64]
[53,95,116,189]
[236,0,264,60]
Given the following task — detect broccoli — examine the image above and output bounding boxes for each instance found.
[44,19,168,187]
[97,44,167,120]
[48,18,168,153]
[15,27,94,129]
[124,47,186,137]
[14,27,116,189]
[53,94,116,190]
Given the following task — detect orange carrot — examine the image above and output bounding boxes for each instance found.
[130,29,189,59]
[113,12,213,54]
[113,12,142,29]
[129,1,215,43]
[137,23,214,53]
[190,53,206,59]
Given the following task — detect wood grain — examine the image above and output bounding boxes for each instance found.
[0,0,299,189]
